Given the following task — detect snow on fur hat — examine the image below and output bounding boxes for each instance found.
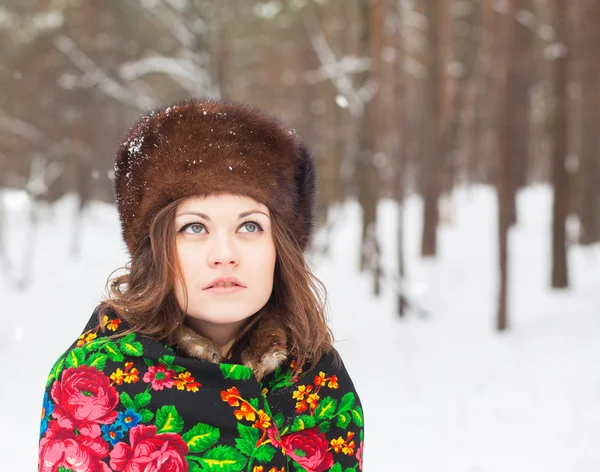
[114,98,316,257]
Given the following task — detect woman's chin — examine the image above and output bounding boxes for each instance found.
[185,311,255,326]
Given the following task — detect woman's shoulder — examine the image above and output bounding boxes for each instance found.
[260,347,365,471]
[44,305,135,384]
[265,347,356,387]
[84,304,132,336]
[262,346,363,414]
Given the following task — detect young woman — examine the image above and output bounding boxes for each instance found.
[38,99,364,472]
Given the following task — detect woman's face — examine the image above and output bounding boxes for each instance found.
[173,193,276,337]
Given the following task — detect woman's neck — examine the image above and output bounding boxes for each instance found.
[184,317,247,359]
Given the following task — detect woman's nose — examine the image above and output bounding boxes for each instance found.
[207,236,239,267]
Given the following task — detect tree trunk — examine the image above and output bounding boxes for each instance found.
[505,0,535,224]
[394,0,408,316]
[510,0,534,190]
[500,4,517,228]
[357,0,384,297]
[551,0,569,288]
[469,57,488,183]
[492,0,513,331]
[443,0,482,192]
[357,0,377,282]
[319,0,345,227]
[420,0,443,257]
[579,0,600,245]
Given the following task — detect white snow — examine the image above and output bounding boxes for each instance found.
[1,184,599,471]
[127,136,144,155]
[335,94,350,109]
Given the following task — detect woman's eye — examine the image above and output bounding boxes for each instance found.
[240,221,262,233]
[182,223,205,234]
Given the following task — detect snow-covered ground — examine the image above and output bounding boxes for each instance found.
[1,184,598,471]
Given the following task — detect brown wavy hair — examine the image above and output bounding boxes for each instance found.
[97,195,335,371]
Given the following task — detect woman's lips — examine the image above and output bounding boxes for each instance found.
[204,285,246,294]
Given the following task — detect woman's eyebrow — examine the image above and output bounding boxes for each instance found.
[176,210,270,220]
[239,210,270,219]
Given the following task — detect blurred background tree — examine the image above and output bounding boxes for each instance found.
[1,0,598,328]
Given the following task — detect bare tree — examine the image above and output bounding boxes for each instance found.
[356,0,384,295]
[510,0,535,192]
[421,0,443,257]
[578,0,600,245]
[550,0,569,288]
[504,0,535,226]
[492,0,514,331]
[393,0,409,316]
[443,0,482,192]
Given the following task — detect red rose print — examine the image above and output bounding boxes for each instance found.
[281,428,333,472]
[109,425,188,472]
[143,364,176,390]
[39,420,110,472]
[51,366,119,430]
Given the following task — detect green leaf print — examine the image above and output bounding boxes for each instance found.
[290,415,316,433]
[65,348,85,368]
[264,365,295,392]
[338,392,355,414]
[329,464,343,472]
[195,445,247,471]
[120,392,135,410]
[83,337,109,353]
[164,343,176,353]
[119,336,143,357]
[143,357,154,367]
[248,398,260,411]
[335,412,352,429]
[345,465,359,472]
[159,355,176,367]
[267,376,294,391]
[291,461,305,472]
[273,412,285,429]
[350,406,364,427]
[139,408,154,423]
[156,405,184,434]
[254,444,276,463]
[315,397,337,421]
[187,460,203,472]
[104,343,124,362]
[220,364,253,381]
[262,398,273,418]
[119,333,136,344]
[183,422,220,453]
[235,423,260,456]
[85,353,108,370]
[134,391,152,409]
[46,356,65,387]
[318,420,331,434]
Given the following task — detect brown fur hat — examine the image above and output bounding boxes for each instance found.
[114,98,316,257]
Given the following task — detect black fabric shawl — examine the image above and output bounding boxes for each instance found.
[37,308,365,472]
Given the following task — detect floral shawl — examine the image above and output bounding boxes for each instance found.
[38,308,365,472]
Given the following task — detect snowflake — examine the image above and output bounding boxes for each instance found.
[128,136,144,154]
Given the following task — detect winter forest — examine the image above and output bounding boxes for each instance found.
[1,0,599,470]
